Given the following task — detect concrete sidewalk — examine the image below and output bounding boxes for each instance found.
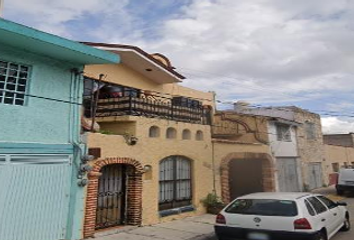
[93,214,216,240]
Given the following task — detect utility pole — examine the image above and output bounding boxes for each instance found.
[0,0,4,17]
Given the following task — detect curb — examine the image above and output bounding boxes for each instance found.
[187,233,215,240]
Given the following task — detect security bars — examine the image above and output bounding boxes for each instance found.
[0,60,30,106]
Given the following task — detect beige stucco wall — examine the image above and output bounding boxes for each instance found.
[86,117,213,225]
[323,144,354,183]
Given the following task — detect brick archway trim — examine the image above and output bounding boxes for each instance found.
[220,152,275,203]
[84,157,144,238]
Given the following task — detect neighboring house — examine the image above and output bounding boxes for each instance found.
[323,133,354,182]
[80,43,215,238]
[234,105,325,191]
[212,111,276,203]
[0,19,118,240]
[268,118,302,192]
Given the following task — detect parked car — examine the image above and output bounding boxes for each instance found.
[214,192,350,240]
[336,168,354,195]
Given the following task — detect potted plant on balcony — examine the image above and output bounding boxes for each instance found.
[201,193,225,214]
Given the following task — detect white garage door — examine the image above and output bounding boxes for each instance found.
[0,154,72,240]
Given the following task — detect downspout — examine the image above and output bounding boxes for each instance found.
[66,68,85,240]
[211,91,216,193]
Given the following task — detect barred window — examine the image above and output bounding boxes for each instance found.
[159,156,192,211]
[276,123,291,142]
[0,60,30,106]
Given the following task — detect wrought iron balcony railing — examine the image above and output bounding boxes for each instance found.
[85,93,212,125]
[98,96,211,125]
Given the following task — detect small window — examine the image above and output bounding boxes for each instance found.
[307,197,327,214]
[149,126,160,138]
[317,196,337,210]
[343,162,349,168]
[196,130,204,141]
[166,127,177,139]
[305,122,316,140]
[0,60,30,106]
[182,129,191,140]
[332,163,339,172]
[276,124,291,142]
[305,199,316,216]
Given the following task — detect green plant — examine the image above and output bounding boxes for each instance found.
[201,193,224,208]
[99,130,114,135]
[303,184,310,192]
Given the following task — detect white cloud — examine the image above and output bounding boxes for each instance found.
[322,117,354,134]
[4,0,132,37]
[4,0,354,133]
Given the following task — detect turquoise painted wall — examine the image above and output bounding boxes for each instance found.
[0,43,86,240]
[0,43,81,144]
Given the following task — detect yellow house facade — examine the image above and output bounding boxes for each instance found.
[81,43,215,238]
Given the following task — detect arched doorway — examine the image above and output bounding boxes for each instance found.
[84,157,144,238]
[96,164,129,229]
[220,153,275,203]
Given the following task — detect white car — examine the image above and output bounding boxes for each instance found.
[336,168,354,195]
[215,192,350,240]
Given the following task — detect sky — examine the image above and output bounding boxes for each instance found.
[3,0,354,133]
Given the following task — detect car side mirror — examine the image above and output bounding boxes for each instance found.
[337,201,348,207]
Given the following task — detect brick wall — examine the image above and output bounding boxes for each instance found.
[83,157,144,238]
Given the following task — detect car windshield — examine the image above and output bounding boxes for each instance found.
[225,199,298,217]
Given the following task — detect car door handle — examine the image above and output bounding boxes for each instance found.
[321,219,326,222]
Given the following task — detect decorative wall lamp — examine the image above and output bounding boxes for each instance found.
[124,134,139,145]
[143,165,153,180]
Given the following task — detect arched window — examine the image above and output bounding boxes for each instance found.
[149,126,160,138]
[166,127,177,139]
[196,130,204,141]
[182,129,191,140]
[159,156,192,211]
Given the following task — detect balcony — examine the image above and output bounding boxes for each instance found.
[83,79,212,125]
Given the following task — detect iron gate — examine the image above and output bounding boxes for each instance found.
[96,164,126,230]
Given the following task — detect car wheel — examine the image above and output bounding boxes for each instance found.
[337,189,344,195]
[313,231,327,240]
[341,216,351,231]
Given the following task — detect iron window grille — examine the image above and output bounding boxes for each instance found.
[0,60,30,106]
[159,156,192,211]
[275,123,291,142]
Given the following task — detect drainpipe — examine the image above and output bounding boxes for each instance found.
[66,68,87,240]
[211,91,216,193]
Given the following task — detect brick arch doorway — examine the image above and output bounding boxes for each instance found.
[84,157,144,238]
[220,153,275,203]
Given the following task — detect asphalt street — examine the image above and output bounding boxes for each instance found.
[332,193,354,240]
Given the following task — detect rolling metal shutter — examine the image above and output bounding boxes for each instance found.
[0,154,72,240]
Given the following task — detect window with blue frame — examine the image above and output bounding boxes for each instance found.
[0,60,30,106]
